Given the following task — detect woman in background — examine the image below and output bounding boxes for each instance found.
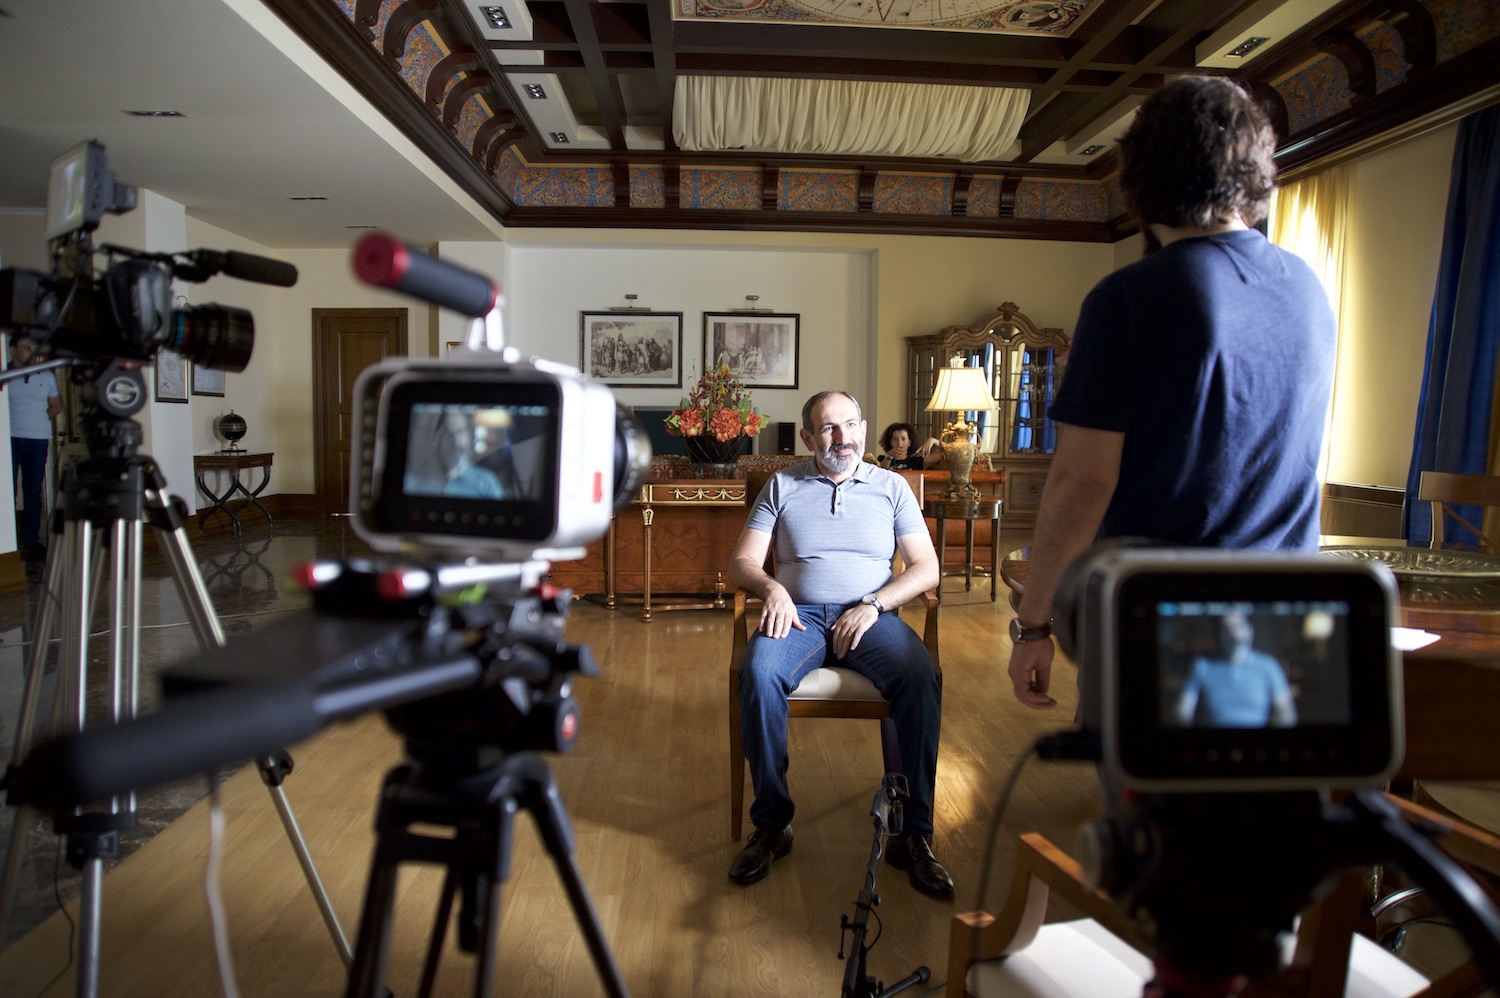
[877,422,940,470]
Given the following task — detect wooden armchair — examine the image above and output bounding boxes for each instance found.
[948,654,1500,996]
[945,797,1500,997]
[1417,471,1500,552]
[727,469,939,840]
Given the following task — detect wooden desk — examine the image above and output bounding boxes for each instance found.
[194,451,273,533]
[924,497,1001,602]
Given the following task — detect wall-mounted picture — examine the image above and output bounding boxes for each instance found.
[704,312,800,389]
[191,363,226,397]
[580,311,683,388]
[155,350,187,403]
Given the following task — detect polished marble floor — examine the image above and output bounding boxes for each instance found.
[0,513,377,948]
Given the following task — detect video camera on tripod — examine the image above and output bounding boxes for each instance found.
[0,140,296,440]
[5,230,650,997]
[1039,543,1500,994]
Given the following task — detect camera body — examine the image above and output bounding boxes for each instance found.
[0,140,259,373]
[1057,544,1402,793]
[349,349,648,565]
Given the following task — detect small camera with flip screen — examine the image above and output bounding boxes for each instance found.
[1056,544,1402,792]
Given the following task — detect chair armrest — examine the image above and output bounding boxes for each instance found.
[732,589,751,671]
[945,832,1152,997]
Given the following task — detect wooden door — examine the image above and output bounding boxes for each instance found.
[313,308,407,515]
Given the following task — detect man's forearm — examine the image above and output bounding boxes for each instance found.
[1015,428,1122,626]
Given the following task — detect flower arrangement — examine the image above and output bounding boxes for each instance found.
[665,359,764,441]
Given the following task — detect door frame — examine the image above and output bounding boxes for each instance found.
[312,308,408,517]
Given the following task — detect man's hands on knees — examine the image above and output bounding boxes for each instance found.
[831,604,879,659]
[756,585,806,639]
[1007,639,1058,709]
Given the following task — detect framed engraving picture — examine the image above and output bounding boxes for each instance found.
[154,350,187,403]
[191,363,226,397]
[579,311,683,388]
[703,312,799,389]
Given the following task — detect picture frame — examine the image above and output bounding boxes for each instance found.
[154,350,187,403]
[579,311,684,388]
[190,363,226,397]
[703,312,800,389]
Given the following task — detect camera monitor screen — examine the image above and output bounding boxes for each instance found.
[374,379,560,541]
[1111,568,1398,789]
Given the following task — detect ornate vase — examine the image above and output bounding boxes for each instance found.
[684,434,748,478]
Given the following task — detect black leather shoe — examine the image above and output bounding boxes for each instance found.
[885,834,955,899]
[728,825,793,885]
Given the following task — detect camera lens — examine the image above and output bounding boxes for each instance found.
[612,403,652,510]
[166,305,254,372]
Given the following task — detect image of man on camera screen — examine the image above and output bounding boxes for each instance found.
[1166,606,1298,728]
[402,403,547,502]
[1006,75,1337,713]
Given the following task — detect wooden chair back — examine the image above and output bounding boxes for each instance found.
[727,467,938,840]
[1418,471,1500,551]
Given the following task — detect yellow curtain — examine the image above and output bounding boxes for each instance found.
[1269,167,1351,484]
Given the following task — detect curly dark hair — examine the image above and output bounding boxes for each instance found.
[878,422,917,452]
[1118,76,1278,232]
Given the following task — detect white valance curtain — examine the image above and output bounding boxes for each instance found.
[673,76,1029,164]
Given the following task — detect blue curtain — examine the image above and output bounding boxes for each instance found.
[1404,106,1500,546]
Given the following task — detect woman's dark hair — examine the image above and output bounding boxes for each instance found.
[879,422,916,452]
[1118,76,1278,232]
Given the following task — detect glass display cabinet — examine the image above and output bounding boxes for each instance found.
[905,302,1069,525]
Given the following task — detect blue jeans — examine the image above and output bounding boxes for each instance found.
[739,603,942,836]
[11,436,48,556]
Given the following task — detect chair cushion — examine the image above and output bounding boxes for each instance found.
[965,919,1430,998]
[787,666,884,701]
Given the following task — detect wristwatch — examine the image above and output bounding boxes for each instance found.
[860,593,886,613]
[1009,617,1053,643]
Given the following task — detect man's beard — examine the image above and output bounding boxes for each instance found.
[817,442,861,475]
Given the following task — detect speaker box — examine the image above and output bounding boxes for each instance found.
[758,422,794,454]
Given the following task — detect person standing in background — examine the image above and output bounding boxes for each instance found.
[7,336,62,565]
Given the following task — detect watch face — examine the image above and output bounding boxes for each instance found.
[1010,617,1024,641]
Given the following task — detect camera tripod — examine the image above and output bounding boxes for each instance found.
[344,751,628,998]
[839,774,931,998]
[0,401,351,996]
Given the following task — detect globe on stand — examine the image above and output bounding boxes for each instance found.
[217,410,248,453]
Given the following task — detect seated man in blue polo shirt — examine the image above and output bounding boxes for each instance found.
[726,389,952,898]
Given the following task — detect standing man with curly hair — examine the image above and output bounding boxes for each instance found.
[1006,76,1337,712]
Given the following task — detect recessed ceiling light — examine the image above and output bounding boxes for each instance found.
[124,109,184,118]
[1080,144,1105,156]
[480,6,510,29]
[1227,36,1270,58]
[549,132,569,143]
[524,84,547,100]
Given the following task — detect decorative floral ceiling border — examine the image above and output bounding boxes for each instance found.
[674,0,1100,36]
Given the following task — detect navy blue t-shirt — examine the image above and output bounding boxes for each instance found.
[1049,229,1335,552]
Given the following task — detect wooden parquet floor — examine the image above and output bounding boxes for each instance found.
[0,583,1103,997]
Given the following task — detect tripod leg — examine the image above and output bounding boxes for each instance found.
[518,758,630,998]
[417,871,460,998]
[146,482,351,964]
[0,542,66,937]
[345,844,402,998]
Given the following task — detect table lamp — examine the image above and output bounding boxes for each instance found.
[925,355,995,501]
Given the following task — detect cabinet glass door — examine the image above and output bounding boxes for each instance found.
[1002,342,1061,457]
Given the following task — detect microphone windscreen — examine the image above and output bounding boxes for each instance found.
[352,233,499,317]
[221,251,298,287]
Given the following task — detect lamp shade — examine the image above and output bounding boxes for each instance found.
[925,366,994,413]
